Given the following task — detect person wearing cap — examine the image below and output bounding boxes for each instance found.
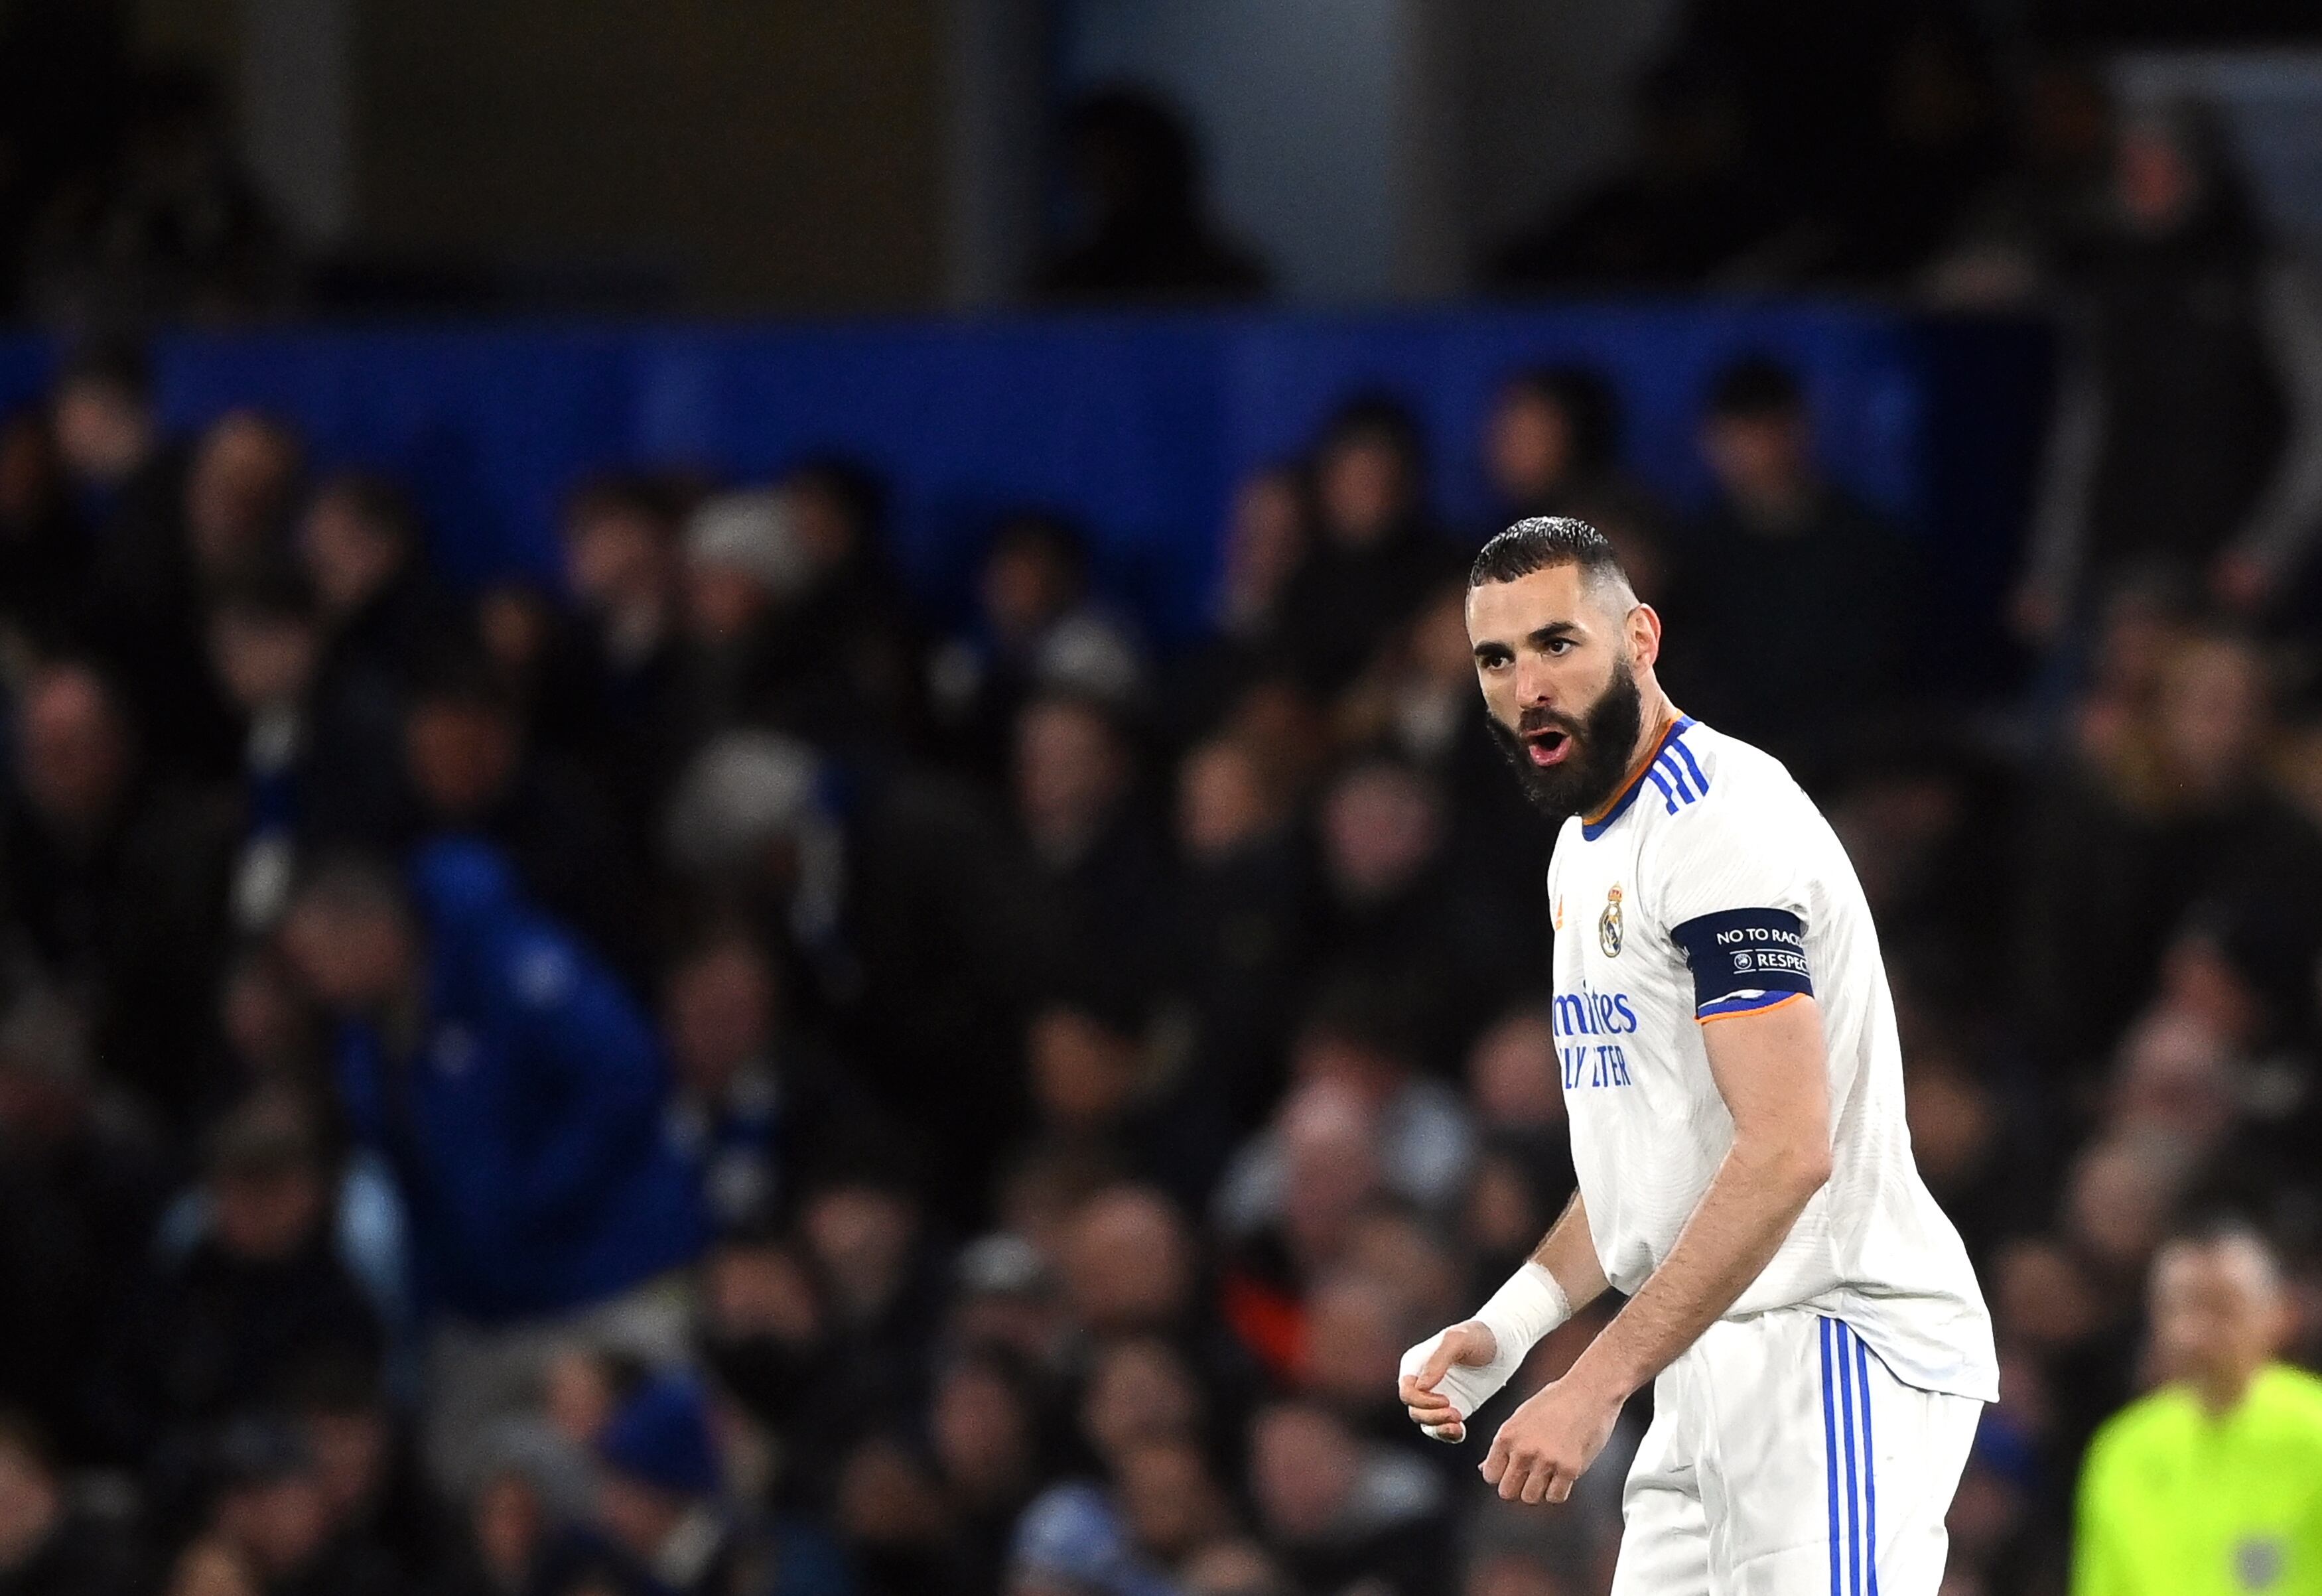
[531,1374,849,1596]
[2073,1224,2322,1596]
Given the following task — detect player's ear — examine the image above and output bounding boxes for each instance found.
[1626,602,1662,671]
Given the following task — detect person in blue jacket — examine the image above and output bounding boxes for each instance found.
[281,837,707,1483]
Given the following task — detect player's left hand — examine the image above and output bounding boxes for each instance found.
[1480,1370,1626,1505]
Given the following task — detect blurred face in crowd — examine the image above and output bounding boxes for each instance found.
[1345,1208,1462,1331]
[17,667,131,832]
[2111,1008,2236,1156]
[1015,699,1127,857]
[598,1473,687,1562]
[784,477,862,575]
[566,499,674,614]
[1702,406,1812,524]
[543,1348,624,1445]
[1467,561,1656,823]
[1177,738,1278,863]
[0,1431,58,1568]
[1028,1004,1144,1134]
[2149,1234,2288,1406]
[703,1236,823,1347]
[187,413,299,576]
[685,549,774,645]
[212,1156,325,1263]
[279,886,413,1014]
[1316,429,1410,549]
[1467,1147,1550,1264]
[1319,762,1441,904]
[804,1183,920,1325]
[2116,120,2199,235]
[300,1399,389,1530]
[1300,1270,1402,1413]
[1276,1081,1383,1272]
[1218,466,1308,626]
[1487,385,1576,509]
[1249,1404,1357,1543]
[665,939,777,1100]
[2157,637,2267,803]
[1408,586,1479,693]
[210,606,318,714]
[2066,1136,2185,1282]
[930,1358,1035,1502]
[52,373,153,486]
[216,1468,332,1581]
[1468,1007,1563,1131]
[1062,1187,1193,1335]
[469,1470,543,1591]
[983,529,1080,644]
[0,413,64,529]
[1117,1438,1230,1564]
[1081,1337,1203,1461]
[404,697,519,821]
[299,489,405,619]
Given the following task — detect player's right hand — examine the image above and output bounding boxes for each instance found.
[1398,1321,1505,1444]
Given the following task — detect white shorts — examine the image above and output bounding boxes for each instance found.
[1611,1310,1982,1596]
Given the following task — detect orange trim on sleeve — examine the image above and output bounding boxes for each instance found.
[1695,991,1809,1025]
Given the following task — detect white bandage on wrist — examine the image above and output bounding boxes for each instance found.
[1398,1262,1572,1441]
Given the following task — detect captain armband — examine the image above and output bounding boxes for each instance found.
[1670,906,1812,1022]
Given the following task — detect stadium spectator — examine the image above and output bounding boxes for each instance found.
[929,515,1146,771]
[90,1093,383,1479]
[279,843,705,1487]
[1034,87,1267,305]
[1247,1400,1450,1596]
[1276,398,1457,702]
[531,1373,849,1596]
[2015,101,2322,635]
[1673,355,1915,785]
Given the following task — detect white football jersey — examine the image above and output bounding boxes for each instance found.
[1546,714,1997,1401]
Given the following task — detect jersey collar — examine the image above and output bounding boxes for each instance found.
[1580,712,1691,841]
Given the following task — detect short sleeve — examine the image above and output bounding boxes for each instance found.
[1645,793,1816,1022]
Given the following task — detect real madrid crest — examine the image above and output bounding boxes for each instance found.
[1599,885,1623,958]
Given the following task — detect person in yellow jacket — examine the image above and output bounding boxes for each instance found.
[2073,1224,2322,1596]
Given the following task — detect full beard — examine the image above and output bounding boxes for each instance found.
[1485,660,1647,823]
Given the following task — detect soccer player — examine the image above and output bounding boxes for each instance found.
[2073,1225,2322,1596]
[1399,517,1996,1594]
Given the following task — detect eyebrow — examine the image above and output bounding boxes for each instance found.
[1527,621,1581,647]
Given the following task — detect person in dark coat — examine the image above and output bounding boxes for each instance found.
[1671,356,1917,788]
[90,1093,383,1479]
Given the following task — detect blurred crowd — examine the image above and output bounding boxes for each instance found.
[0,297,2316,1596]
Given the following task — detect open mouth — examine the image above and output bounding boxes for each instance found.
[1524,727,1572,767]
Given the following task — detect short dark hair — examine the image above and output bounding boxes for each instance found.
[1469,515,1631,594]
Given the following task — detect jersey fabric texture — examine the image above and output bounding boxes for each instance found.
[1546,714,1997,1401]
[1612,1308,1981,1596]
[2073,1363,2322,1596]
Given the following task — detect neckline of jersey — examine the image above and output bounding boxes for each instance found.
[1580,712,1694,841]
